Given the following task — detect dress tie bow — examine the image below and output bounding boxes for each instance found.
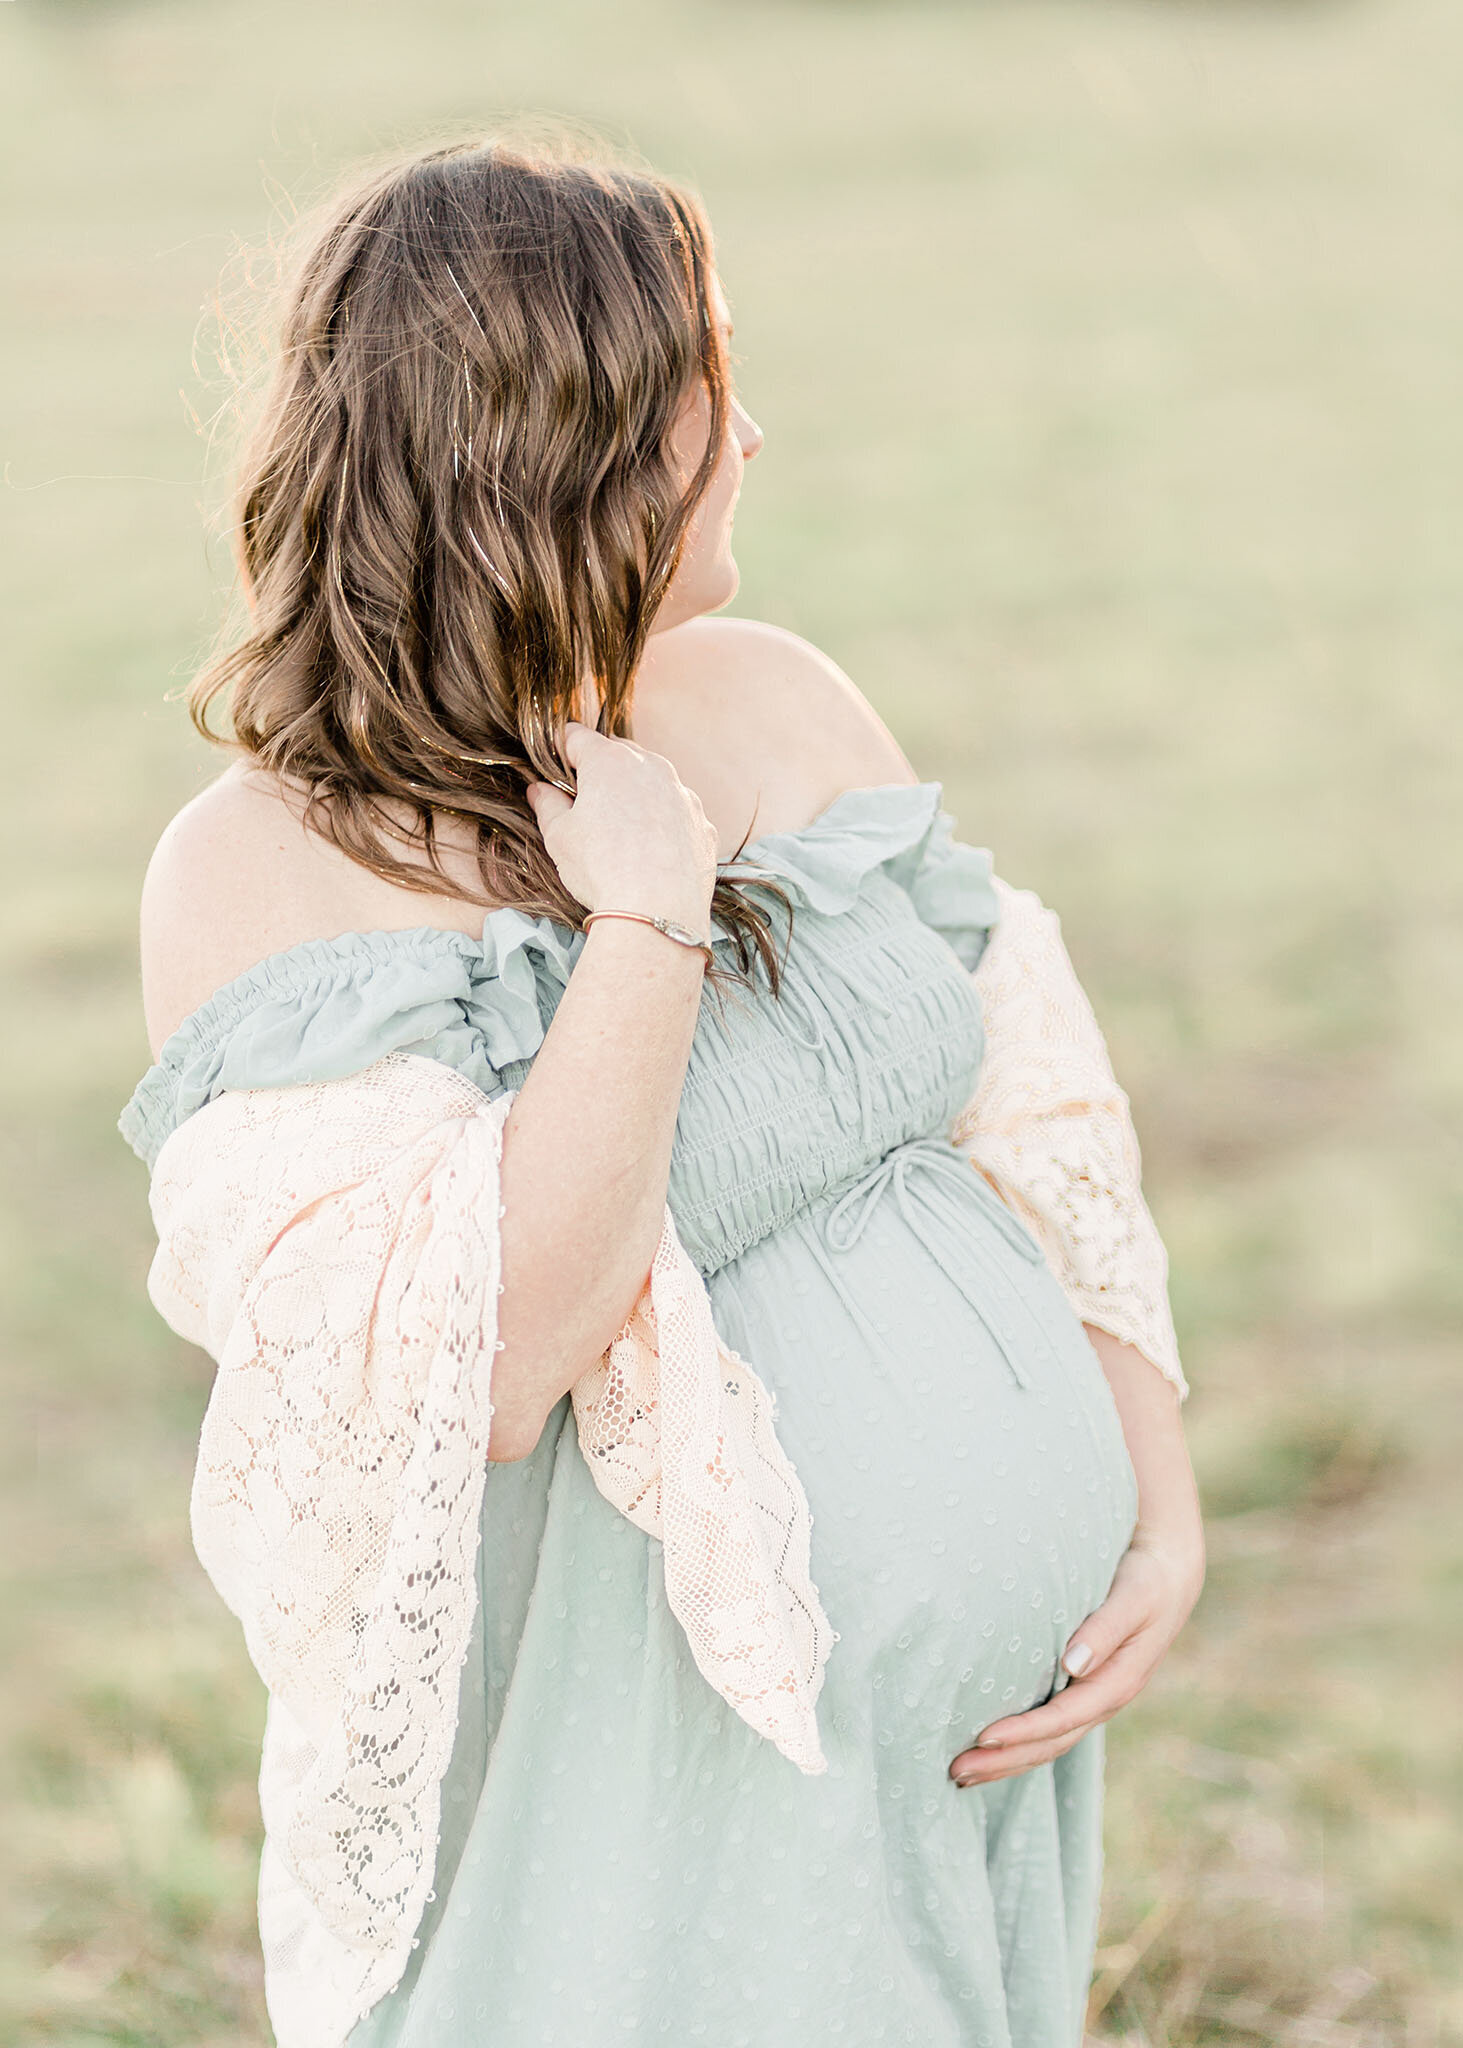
[820,1134,1048,1389]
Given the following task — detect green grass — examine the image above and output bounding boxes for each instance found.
[2,0,1459,2041]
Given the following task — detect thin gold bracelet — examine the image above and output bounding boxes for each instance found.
[582,908,714,965]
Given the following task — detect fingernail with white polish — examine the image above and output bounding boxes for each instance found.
[1062,1641,1093,1676]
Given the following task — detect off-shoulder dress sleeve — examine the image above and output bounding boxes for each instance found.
[118,907,584,1170]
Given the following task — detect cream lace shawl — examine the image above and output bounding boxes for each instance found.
[141,875,1185,2048]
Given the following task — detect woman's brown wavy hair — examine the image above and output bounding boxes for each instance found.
[189,134,791,994]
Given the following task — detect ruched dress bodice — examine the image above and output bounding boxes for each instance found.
[663,804,994,1276]
[121,782,1139,2048]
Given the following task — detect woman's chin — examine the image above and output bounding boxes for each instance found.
[708,557,740,613]
[697,553,740,617]
[655,556,740,632]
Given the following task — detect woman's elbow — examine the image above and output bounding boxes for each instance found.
[486,1419,543,1465]
[485,1383,552,1464]
[484,1344,592,1464]
[486,1254,659,1463]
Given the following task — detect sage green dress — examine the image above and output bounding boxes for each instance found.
[120,782,1139,2048]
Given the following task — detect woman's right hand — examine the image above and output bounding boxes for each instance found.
[525,722,719,936]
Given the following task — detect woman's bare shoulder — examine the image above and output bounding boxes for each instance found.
[137,618,914,1054]
[136,761,479,1059]
[634,616,920,839]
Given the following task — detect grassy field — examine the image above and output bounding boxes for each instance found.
[2,0,1459,2042]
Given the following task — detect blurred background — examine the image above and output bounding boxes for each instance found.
[2,0,1459,2042]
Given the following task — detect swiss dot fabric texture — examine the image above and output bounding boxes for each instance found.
[122,783,1141,2048]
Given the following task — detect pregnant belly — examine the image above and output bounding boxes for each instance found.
[703,1145,1140,1739]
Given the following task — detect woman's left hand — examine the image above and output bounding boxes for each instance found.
[947,1526,1204,1787]
[949,1325,1205,1789]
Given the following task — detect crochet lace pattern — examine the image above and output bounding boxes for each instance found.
[952,877,1186,1396]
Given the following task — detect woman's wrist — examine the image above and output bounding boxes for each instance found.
[1084,1323,1205,1584]
[580,909,712,971]
[583,884,713,929]
[1127,1503,1206,1589]
[582,906,714,961]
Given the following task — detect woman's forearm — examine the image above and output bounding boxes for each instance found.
[1085,1324,1205,1586]
[487,917,709,1460]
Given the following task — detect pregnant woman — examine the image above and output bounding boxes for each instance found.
[120,139,1203,2048]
